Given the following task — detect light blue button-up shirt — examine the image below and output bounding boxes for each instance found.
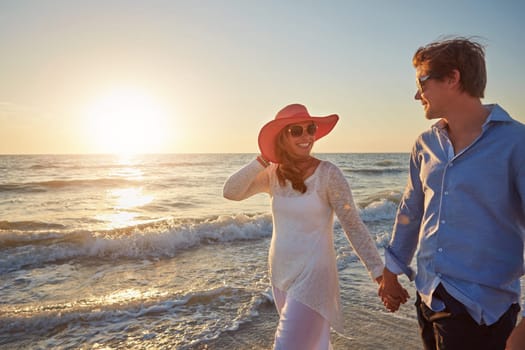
[385,104,525,325]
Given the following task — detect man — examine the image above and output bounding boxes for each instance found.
[378,37,525,350]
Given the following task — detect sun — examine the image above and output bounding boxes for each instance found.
[84,86,169,154]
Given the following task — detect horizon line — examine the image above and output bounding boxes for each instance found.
[0,151,410,156]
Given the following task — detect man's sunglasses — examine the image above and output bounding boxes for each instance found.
[416,73,440,92]
[287,123,317,137]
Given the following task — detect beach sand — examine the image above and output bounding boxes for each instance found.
[194,300,420,350]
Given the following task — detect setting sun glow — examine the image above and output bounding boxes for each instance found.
[85,87,169,154]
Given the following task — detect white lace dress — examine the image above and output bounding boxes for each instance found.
[223,159,384,333]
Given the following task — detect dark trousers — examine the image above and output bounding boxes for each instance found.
[415,284,520,350]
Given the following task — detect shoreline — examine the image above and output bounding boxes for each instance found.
[195,300,420,350]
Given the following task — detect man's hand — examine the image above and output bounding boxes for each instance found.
[378,267,409,312]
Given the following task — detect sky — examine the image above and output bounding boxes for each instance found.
[1,0,524,154]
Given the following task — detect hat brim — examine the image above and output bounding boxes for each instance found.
[258,114,339,163]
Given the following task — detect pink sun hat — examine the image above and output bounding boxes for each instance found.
[257,104,339,163]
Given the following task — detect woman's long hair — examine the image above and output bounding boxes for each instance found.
[274,129,308,193]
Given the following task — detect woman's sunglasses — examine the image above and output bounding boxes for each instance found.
[287,123,317,138]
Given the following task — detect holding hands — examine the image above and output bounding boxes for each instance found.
[378,267,409,312]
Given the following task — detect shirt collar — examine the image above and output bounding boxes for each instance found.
[483,104,513,124]
[431,104,512,132]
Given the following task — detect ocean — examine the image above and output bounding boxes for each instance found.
[1,153,425,349]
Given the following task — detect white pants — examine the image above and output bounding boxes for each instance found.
[272,287,333,350]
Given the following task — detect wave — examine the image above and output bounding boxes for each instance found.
[358,190,402,208]
[0,220,67,232]
[0,285,272,349]
[29,164,61,170]
[0,214,273,273]
[24,161,219,171]
[0,183,46,193]
[374,160,399,167]
[0,188,400,272]
[155,161,221,168]
[0,178,141,193]
[343,167,407,175]
[360,198,399,222]
[0,208,397,274]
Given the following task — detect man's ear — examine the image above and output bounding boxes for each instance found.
[448,69,461,87]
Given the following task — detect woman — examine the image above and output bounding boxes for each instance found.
[223,103,383,350]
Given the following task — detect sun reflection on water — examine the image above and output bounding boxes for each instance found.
[103,288,142,304]
[95,155,156,229]
[96,187,154,229]
[112,188,153,209]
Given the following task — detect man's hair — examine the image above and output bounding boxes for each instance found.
[413,37,487,98]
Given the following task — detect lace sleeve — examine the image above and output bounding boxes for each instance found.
[223,159,270,201]
[324,163,384,280]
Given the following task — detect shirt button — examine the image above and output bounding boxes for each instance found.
[441,220,446,224]
[444,191,449,195]
[438,248,443,252]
